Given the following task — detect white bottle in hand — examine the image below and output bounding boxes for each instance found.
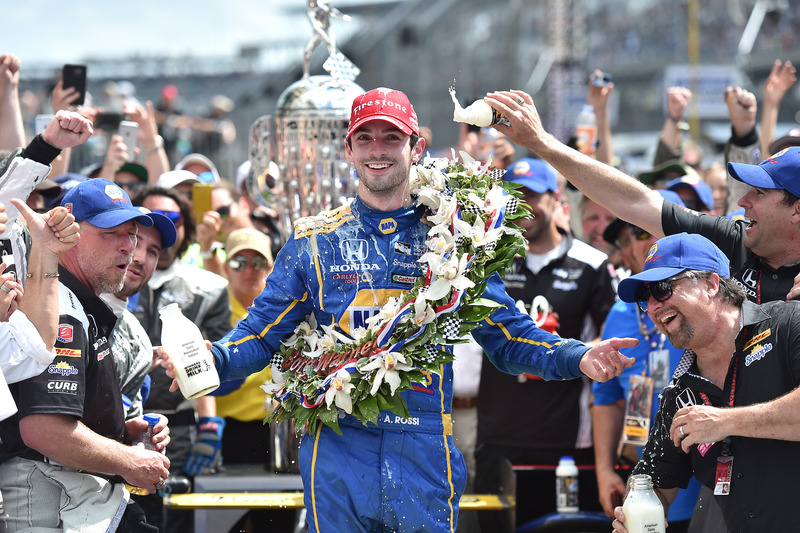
[159,303,220,399]
[622,474,666,533]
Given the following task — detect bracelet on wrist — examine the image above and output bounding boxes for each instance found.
[27,272,59,278]
[146,135,165,154]
[668,115,690,131]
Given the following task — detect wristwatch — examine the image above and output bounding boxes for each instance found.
[200,244,221,260]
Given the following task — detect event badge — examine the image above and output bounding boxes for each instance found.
[714,455,733,495]
[623,374,653,446]
[648,349,670,390]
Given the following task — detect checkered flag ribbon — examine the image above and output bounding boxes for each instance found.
[505,196,520,215]
[442,316,462,340]
[271,353,284,368]
[419,344,439,363]
[323,52,360,82]
[488,168,506,181]
[461,204,484,215]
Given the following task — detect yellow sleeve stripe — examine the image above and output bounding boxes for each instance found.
[224,293,309,347]
[312,234,324,310]
[485,317,564,350]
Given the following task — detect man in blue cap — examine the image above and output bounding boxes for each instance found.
[0,178,173,532]
[487,90,800,303]
[608,232,800,533]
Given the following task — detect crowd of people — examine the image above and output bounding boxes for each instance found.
[0,44,799,533]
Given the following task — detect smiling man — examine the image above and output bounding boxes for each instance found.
[486,90,800,304]
[158,86,636,533]
[610,232,800,532]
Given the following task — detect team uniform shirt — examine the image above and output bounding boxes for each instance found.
[210,196,592,532]
[633,300,800,531]
[0,266,124,465]
[662,201,800,303]
[478,231,615,451]
[593,300,700,523]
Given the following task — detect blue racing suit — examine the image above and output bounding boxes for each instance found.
[211,196,591,533]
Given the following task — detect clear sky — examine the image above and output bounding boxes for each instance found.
[4,0,315,67]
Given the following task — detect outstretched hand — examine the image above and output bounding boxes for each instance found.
[579,337,637,382]
[484,90,549,154]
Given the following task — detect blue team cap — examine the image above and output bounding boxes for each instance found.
[62,179,153,229]
[137,207,177,249]
[505,158,557,193]
[617,233,730,303]
[666,177,714,212]
[727,147,800,198]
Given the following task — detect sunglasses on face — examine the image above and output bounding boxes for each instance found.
[616,226,651,249]
[635,273,691,313]
[228,255,270,272]
[150,209,183,226]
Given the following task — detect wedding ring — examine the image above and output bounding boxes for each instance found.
[517,97,524,105]
[0,284,10,293]
[156,478,166,489]
[679,426,685,437]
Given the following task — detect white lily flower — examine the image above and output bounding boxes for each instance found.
[453,212,504,249]
[425,253,475,301]
[412,297,437,325]
[324,368,355,413]
[428,195,458,227]
[361,351,414,396]
[365,296,403,330]
[426,224,456,255]
[485,183,511,211]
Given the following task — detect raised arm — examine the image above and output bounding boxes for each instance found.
[588,70,615,166]
[654,87,692,166]
[485,90,666,237]
[13,199,79,350]
[0,53,25,150]
[760,59,796,160]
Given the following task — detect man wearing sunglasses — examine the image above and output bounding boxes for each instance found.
[607,232,800,532]
[487,90,800,305]
[592,191,701,532]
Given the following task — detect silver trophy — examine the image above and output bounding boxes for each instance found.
[248,0,362,239]
[250,1,363,471]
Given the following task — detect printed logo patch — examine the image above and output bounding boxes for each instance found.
[745,343,772,367]
[742,329,771,351]
[379,218,397,235]
[48,361,78,376]
[58,324,73,343]
[55,347,81,358]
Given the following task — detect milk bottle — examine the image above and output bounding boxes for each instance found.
[159,303,219,399]
[622,474,666,533]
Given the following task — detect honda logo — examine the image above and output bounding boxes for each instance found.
[340,239,368,263]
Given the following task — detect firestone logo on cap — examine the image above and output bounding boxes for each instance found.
[347,87,419,139]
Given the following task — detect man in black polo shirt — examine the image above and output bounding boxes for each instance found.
[484,90,800,303]
[610,232,800,532]
[0,179,172,532]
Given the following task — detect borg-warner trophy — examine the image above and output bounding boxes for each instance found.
[248,0,363,242]
[249,0,362,474]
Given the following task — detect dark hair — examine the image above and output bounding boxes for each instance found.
[131,186,195,258]
[780,189,800,207]
[685,269,746,307]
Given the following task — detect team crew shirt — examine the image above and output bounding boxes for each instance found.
[661,201,800,303]
[633,300,800,531]
[0,266,124,464]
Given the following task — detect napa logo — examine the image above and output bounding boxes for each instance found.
[379,218,397,235]
[644,243,660,264]
[105,184,124,199]
[766,148,790,164]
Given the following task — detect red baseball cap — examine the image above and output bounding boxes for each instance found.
[346,87,419,139]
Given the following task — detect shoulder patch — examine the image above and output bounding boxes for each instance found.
[294,204,355,239]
